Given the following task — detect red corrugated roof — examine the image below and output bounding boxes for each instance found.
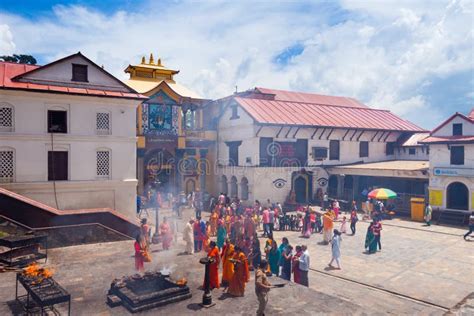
[420,135,474,144]
[256,87,368,108]
[0,62,147,100]
[234,95,425,132]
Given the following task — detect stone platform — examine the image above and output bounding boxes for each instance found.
[0,206,471,315]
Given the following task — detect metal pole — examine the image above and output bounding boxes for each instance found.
[199,257,215,308]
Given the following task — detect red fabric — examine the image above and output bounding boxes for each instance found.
[207,247,220,289]
[372,222,382,235]
[292,251,302,284]
[134,241,144,271]
[193,222,203,241]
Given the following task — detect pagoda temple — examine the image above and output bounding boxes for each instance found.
[125,54,217,196]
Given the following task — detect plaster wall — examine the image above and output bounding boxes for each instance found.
[428,144,474,211]
[0,90,140,219]
[432,116,474,137]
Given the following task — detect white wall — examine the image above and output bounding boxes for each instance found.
[432,116,474,137]
[428,143,474,211]
[0,89,140,219]
[217,103,405,167]
[395,146,429,161]
[20,55,129,92]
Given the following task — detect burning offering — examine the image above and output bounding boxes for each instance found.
[107,271,191,313]
[15,262,71,315]
[22,262,54,284]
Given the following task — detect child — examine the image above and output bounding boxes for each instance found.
[340,216,347,234]
[328,229,342,270]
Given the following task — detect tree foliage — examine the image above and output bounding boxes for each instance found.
[0,54,37,65]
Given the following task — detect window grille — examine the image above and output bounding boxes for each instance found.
[96,112,110,135]
[97,150,110,178]
[0,150,14,182]
[0,106,13,132]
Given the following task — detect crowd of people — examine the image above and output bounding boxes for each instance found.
[134,190,391,315]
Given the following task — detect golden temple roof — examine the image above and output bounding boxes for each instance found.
[124,53,203,99]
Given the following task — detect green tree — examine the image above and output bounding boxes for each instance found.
[0,54,37,65]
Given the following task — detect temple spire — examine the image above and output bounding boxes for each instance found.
[141,56,146,64]
[149,53,154,65]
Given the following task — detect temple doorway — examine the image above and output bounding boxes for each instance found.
[447,182,469,210]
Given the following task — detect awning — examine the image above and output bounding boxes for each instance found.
[327,160,429,179]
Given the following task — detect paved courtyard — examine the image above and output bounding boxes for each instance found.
[269,212,473,310]
[0,207,472,315]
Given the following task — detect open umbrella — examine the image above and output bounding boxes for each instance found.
[368,188,397,200]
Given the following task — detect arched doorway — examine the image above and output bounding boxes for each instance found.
[185,179,196,194]
[328,175,338,197]
[343,175,354,201]
[144,149,174,193]
[230,176,238,198]
[447,182,469,210]
[294,176,308,203]
[240,177,249,200]
[221,175,228,195]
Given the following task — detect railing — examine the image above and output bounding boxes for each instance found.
[0,188,139,238]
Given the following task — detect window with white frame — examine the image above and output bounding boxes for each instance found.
[0,103,14,132]
[0,149,14,183]
[96,150,110,178]
[96,112,111,135]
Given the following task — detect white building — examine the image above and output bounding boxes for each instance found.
[0,53,145,220]
[421,110,474,211]
[215,88,428,210]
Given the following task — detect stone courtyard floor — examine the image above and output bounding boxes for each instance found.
[0,207,472,315]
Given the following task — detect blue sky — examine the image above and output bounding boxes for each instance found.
[0,0,472,129]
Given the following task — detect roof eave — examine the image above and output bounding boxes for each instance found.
[0,86,148,101]
[255,122,425,133]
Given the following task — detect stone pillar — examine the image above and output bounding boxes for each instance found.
[137,149,146,195]
[337,175,345,199]
[199,149,208,192]
[353,176,360,201]
[175,149,185,194]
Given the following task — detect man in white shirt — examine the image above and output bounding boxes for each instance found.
[298,245,310,287]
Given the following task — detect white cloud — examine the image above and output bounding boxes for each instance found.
[0,0,472,128]
[0,24,15,54]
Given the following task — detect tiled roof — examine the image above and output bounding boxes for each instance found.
[0,62,147,100]
[125,78,203,99]
[256,87,368,108]
[234,93,425,132]
[420,135,474,144]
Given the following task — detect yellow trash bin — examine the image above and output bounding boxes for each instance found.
[410,197,425,222]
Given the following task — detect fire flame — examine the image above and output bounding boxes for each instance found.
[23,262,54,283]
[176,278,187,286]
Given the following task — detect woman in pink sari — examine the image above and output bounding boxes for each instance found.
[160,217,173,250]
[292,245,302,284]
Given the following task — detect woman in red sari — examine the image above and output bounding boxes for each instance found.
[292,245,303,284]
[228,246,250,297]
[134,235,145,272]
[206,241,220,290]
[160,217,173,250]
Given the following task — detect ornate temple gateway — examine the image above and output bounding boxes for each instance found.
[125,55,216,195]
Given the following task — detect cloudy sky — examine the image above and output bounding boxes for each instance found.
[0,0,472,129]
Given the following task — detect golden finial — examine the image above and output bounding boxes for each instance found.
[149,53,154,65]
[157,58,162,67]
[141,56,145,64]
